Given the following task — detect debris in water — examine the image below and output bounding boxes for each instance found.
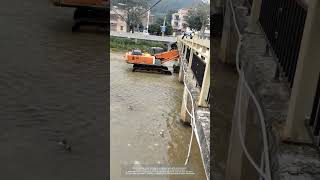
[128,143,131,147]
[58,139,72,152]
[160,131,164,137]
[154,143,159,147]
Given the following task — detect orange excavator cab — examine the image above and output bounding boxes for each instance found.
[125,43,180,75]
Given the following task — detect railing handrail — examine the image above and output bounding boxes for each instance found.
[178,36,210,61]
[228,0,272,179]
[180,34,210,49]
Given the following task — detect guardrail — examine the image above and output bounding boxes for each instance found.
[228,0,271,179]
[178,34,210,91]
[179,34,210,61]
[178,31,210,180]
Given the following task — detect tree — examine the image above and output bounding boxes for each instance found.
[186,1,209,36]
[166,9,177,23]
[111,0,150,32]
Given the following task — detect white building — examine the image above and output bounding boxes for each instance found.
[110,6,127,32]
[171,8,190,32]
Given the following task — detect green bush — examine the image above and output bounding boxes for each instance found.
[110,37,166,52]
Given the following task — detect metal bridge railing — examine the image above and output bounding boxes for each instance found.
[191,54,206,87]
[259,0,307,88]
[309,73,320,147]
[177,34,210,180]
[228,0,271,179]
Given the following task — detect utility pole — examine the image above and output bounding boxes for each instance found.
[162,16,166,37]
[146,10,150,32]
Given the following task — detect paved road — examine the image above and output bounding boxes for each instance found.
[110,31,177,43]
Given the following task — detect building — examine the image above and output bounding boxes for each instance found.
[211,0,320,180]
[110,6,127,32]
[110,6,155,32]
[171,8,190,32]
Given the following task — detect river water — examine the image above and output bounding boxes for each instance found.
[0,1,107,179]
[110,52,206,180]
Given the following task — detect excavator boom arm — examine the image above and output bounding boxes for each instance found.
[154,50,180,63]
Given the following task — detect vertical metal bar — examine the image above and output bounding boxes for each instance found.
[313,104,320,136]
[281,0,290,70]
[288,4,302,85]
[274,0,284,57]
[264,44,270,56]
[278,0,289,67]
[283,0,296,78]
[289,7,307,87]
[310,74,320,126]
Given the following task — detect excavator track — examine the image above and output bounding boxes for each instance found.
[132,64,172,75]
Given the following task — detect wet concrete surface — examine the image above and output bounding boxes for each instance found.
[110,51,206,180]
[0,1,107,179]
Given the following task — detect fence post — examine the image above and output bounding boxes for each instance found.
[284,0,320,143]
[247,0,262,33]
[225,75,250,180]
[178,45,187,83]
[180,87,191,124]
[198,58,210,107]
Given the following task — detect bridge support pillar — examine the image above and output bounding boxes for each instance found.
[178,65,184,82]
[284,0,320,143]
[225,77,250,180]
[180,86,191,124]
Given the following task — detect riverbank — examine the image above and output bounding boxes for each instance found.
[110,37,166,52]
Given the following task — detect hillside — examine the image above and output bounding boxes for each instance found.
[111,0,203,18]
[151,0,202,16]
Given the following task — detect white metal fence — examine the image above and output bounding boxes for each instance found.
[228,0,271,179]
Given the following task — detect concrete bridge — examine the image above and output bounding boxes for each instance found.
[110,31,177,43]
[177,34,210,180]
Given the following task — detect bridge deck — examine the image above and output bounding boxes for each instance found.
[110,31,177,43]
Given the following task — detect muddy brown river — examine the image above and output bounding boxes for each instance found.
[110,52,206,180]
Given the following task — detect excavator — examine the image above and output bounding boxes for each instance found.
[51,0,109,31]
[125,43,180,75]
